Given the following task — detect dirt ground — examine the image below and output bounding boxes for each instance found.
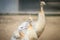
[0,15,60,40]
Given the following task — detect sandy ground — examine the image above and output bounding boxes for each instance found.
[0,15,60,40]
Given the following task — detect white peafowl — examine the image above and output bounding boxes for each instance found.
[11,20,30,40]
[18,16,38,40]
[33,1,46,37]
[23,17,38,40]
[27,1,46,37]
[11,1,46,40]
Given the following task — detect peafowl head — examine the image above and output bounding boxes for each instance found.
[27,16,33,23]
[40,1,46,6]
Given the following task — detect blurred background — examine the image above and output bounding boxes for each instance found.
[0,0,60,40]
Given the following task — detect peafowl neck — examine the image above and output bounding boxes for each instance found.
[37,5,45,22]
[40,6,44,14]
[35,3,45,31]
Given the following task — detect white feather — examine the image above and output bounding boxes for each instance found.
[11,30,21,40]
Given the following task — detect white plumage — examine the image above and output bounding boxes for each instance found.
[18,21,29,33]
[26,1,46,38]
[24,21,38,40]
[11,30,20,40]
[11,1,46,40]
[11,21,30,40]
[34,1,46,37]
